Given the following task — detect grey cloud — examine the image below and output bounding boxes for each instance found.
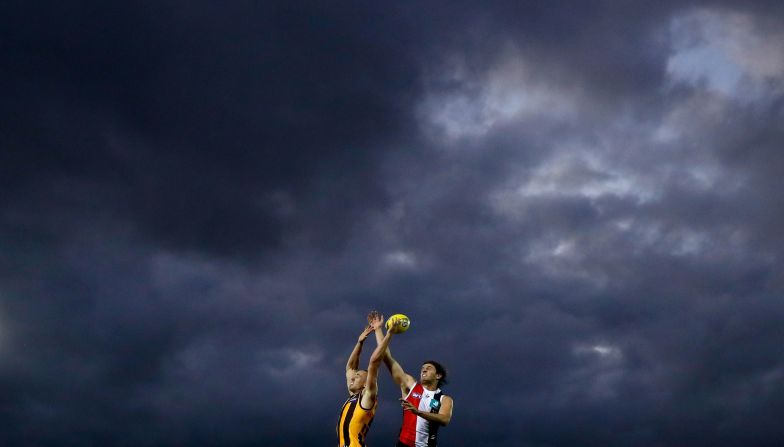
[2,1,784,446]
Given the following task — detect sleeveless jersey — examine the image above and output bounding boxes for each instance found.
[398,383,444,447]
[337,390,376,447]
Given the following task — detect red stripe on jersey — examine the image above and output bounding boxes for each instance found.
[398,383,424,446]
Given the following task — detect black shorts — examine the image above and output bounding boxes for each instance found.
[396,442,413,447]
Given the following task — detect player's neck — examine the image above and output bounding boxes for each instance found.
[422,381,438,391]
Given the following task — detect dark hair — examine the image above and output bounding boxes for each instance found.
[422,360,448,387]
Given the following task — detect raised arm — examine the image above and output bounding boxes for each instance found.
[373,313,416,396]
[346,322,374,392]
[362,314,398,408]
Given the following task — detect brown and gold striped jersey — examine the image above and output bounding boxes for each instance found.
[337,390,376,447]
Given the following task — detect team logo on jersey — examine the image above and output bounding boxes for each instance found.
[430,399,441,410]
[412,392,422,398]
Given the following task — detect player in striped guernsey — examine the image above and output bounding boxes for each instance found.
[374,326,453,446]
[338,312,402,447]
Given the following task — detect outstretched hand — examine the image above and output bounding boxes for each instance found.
[368,310,385,331]
[357,324,374,343]
[385,317,403,334]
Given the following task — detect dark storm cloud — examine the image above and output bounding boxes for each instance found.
[2,1,784,446]
[2,0,422,257]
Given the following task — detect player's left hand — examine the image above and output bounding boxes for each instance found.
[367,310,381,324]
[357,324,374,342]
[400,398,418,415]
[369,311,384,331]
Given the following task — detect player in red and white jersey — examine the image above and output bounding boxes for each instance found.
[374,325,453,447]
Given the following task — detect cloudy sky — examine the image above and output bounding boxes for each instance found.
[2,1,784,446]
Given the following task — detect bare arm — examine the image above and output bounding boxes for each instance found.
[346,324,373,392]
[400,395,453,426]
[374,314,416,395]
[362,314,396,408]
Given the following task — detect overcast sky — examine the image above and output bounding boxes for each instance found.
[2,1,784,446]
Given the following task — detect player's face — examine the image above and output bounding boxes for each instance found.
[420,363,440,384]
[349,370,368,393]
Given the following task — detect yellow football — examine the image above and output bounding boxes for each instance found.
[385,314,411,334]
